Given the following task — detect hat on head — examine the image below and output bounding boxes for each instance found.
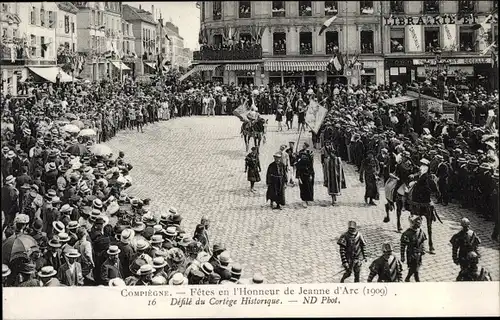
[5,175,16,185]
[218,251,232,264]
[67,221,79,230]
[65,249,81,258]
[169,272,188,285]
[165,226,177,237]
[33,218,43,231]
[420,158,430,166]
[252,273,265,284]
[137,264,155,276]
[382,243,393,253]
[479,163,491,170]
[213,243,226,254]
[196,251,211,263]
[14,213,30,225]
[93,199,103,209]
[107,245,121,255]
[151,234,163,245]
[38,266,57,278]
[457,158,467,163]
[48,236,62,248]
[153,224,163,234]
[6,150,16,159]
[60,204,73,213]
[152,257,168,269]
[402,151,411,157]
[230,264,242,277]
[151,276,167,285]
[460,217,470,228]
[58,232,70,243]
[178,236,193,247]
[120,229,135,244]
[201,262,214,275]
[132,222,146,233]
[19,263,36,275]
[273,152,282,158]
[52,221,66,234]
[2,264,11,277]
[435,154,444,160]
[136,239,150,251]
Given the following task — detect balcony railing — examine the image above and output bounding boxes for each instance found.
[272,9,285,17]
[193,45,262,61]
[273,47,286,56]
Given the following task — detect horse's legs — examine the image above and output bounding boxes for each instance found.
[396,198,403,232]
[244,135,249,152]
[427,215,435,254]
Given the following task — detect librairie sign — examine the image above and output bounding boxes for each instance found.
[413,57,492,65]
[384,14,477,26]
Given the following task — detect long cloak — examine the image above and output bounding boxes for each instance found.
[323,154,346,196]
[266,162,287,205]
[296,150,314,201]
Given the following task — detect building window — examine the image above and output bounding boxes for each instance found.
[390,1,404,13]
[458,1,474,13]
[459,27,475,52]
[65,16,70,34]
[41,36,45,58]
[239,1,251,18]
[423,1,439,14]
[424,27,440,52]
[299,32,313,54]
[31,7,36,24]
[213,1,222,20]
[360,1,374,14]
[273,32,286,55]
[361,68,376,85]
[213,34,222,48]
[201,2,205,21]
[272,1,285,17]
[325,31,339,54]
[40,8,45,27]
[30,34,36,56]
[48,11,55,28]
[299,1,312,16]
[71,22,75,33]
[390,28,405,52]
[325,1,338,16]
[360,30,374,53]
[72,43,75,52]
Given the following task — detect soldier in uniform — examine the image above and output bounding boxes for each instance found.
[456,252,492,281]
[450,217,481,271]
[367,243,403,283]
[337,221,367,283]
[400,215,427,282]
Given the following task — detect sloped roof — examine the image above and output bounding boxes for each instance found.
[122,4,156,25]
[57,2,79,14]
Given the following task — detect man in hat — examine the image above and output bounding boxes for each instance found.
[2,175,19,225]
[266,152,287,209]
[456,251,492,281]
[30,218,48,249]
[152,257,169,280]
[434,154,450,206]
[193,216,211,254]
[17,263,39,287]
[38,266,61,286]
[400,215,427,282]
[450,218,481,271]
[43,235,64,271]
[74,227,94,284]
[57,249,84,286]
[100,245,123,285]
[229,264,243,283]
[337,221,367,283]
[367,243,403,282]
[295,142,315,206]
[118,229,135,278]
[214,251,232,281]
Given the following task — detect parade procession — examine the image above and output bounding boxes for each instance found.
[1,0,499,291]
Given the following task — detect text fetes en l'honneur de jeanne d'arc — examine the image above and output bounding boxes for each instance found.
[120,286,388,308]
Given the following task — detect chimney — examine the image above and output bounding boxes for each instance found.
[139,5,141,10]
[152,5,155,18]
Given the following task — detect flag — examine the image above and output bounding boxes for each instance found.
[41,42,51,52]
[472,14,493,31]
[165,34,170,41]
[481,41,496,55]
[319,15,338,35]
[99,25,106,31]
[332,52,343,71]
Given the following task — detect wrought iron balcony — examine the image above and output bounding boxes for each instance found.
[193,45,262,61]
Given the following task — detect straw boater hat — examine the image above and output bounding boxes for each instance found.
[137,264,155,276]
[136,239,150,251]
[67,221,79,231]
[107,245,121,256]
[150,234,163,245]
[169,272,188,285]
[2,264,11,277]
[109,278,126,287]
[65,249,81,259]
[151,276,167,285]
[38,266,57,278]
[152,257,168,269]
[52,221,66,234]
[201,262,214,276]
[58,232,71,243]
[120,229,135,244]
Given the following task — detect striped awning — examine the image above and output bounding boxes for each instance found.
[193,64,220,71]
[264,60,329,72]
[225,64,260,71]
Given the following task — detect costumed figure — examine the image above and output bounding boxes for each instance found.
[322,142,346,205]
[400,215,427,282]
[450,217,481,272]
[295,142,314,206]
[266,153,287,210]
[367,243,403,283]
[456,251,492,281]
[245,147,261,192]
[337,221,367,283]
[359,151,380,205]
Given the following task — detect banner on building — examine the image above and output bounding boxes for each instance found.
[442,24,457,51]
[305,100,328,133]
[407,25,422,52]
[407,90,458,120]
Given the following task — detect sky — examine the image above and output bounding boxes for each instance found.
[124,2,200,50]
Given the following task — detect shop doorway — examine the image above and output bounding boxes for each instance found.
[237,77,254,86]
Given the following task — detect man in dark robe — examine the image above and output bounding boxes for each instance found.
[266,153,287,210]
[322,143,346,205]
[295,142,315,206]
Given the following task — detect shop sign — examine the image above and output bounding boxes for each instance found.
[413,57,492,65]
[384,14,477,26]
[385,59,414,67]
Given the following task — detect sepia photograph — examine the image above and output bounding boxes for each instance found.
[1,0,499,318]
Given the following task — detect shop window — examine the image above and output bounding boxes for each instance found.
[325,31,339,54]
[458,1,474,13]
[390,28,405,52]
[459,27,475,52]
[213,34,222,48]
[213,1,222,20]
[361,68,376,85]
[273,32,286,55]
[325,1,338,16]
[30,34,36,57]
[41,36,45,58]
[360,1,373,14]
[299,32,312,55]
[299,1,312,17]
[239,1,251,18]
[390,1,404,14]
[48,11,55,28]
[424,27,440,52]
[360,30,374,53]
[272,1,285,17]
[423,0,439,14]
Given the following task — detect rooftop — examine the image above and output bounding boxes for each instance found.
[57,2,79,14]
[122,4,157,25]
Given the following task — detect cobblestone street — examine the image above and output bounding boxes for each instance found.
[106,116,499,283]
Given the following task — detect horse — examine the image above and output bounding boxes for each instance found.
[241,117,265,152]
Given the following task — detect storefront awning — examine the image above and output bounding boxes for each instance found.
[225,64,260,71]
[144,62,156,69]
[383,96,418,106]
[27,67,73,83]
[111,61,131,71]
[264,60,329,72]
